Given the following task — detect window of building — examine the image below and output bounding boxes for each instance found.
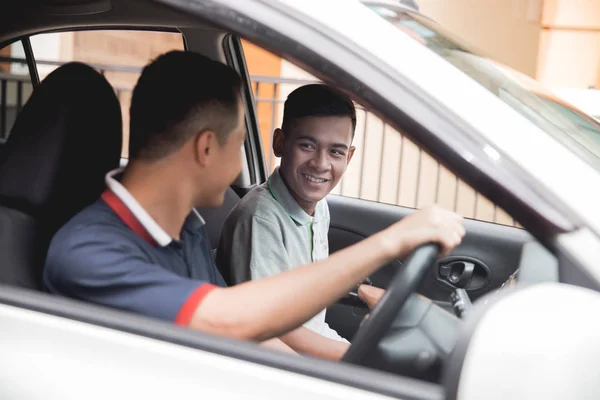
[0,41,34,142]
[241,41,518,227]
[29,29,185,157]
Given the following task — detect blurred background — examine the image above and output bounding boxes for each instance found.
[1,0,598,227]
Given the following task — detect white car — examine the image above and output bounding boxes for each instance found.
[1,0,600,399]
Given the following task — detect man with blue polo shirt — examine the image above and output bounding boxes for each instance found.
[43,51,466,353]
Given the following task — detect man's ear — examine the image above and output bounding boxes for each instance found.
[272,128,285,157]
[347,145,356,165]
[194,130,217,167]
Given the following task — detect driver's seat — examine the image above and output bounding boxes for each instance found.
[0,62,122,289]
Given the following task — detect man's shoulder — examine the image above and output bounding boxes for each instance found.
[44,198,145,290]
[51,198,136,249]
[228,183,285,223]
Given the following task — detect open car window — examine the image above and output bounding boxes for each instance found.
[0,41,34,142]
[239,40,519,227]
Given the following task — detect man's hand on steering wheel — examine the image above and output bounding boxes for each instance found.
[358,284,385,310]
[382,205,466,260]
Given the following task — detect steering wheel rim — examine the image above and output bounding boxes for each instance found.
[342,243,441,364]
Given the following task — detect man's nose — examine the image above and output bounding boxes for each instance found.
[308,151,330,171]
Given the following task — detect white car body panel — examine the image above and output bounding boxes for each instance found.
[0,303,394,400]
[457,283,600,400]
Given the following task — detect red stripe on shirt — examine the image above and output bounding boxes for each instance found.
[101,189,159,247]
[175,284,218,326]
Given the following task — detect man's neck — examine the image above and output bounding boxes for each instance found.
[120,160,194,240]
[278,172,317,216]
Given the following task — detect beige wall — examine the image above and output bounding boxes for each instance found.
[537,0,600,88]
[419,0,543,78]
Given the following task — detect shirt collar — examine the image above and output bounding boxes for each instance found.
[267,167,326,226]
[103,168,205,247]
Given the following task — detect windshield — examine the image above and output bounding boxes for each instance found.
[367,4,600,172]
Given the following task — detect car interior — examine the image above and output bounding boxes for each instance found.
[0,0,562,393]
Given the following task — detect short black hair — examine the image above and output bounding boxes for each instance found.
[281,84,357,136]
[129,50,242,160]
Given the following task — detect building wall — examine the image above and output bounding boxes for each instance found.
[419,0,543,78]
[537,0,600,88]
[0,45,11,73]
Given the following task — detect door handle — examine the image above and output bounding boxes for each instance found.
[439,261,475,288]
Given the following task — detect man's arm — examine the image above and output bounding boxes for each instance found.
[192,205,465,341]
[261,337,297,354]
[279,326,349,360]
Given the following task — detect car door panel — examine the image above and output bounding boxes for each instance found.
[325,194,532,341]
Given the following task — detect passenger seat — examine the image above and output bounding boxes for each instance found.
[196,187,240,251]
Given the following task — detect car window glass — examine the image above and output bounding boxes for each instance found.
[29,30,185,158]
[0,41,34,142]
[240,41,518,227]
[369,6,600,173]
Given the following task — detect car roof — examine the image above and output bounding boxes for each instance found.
[0,0,424,47]
[0,0,214,46]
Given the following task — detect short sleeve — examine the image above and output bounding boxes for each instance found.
[43,225,216,325]
[216,213,292,282]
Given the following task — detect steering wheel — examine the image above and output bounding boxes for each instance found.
[342,243,441,365]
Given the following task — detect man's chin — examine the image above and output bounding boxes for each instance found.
[196,194,225,209]
[298,190,329,204]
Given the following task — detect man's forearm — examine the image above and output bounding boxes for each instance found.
[192,230,397,341]
[261,337,297,354]
[279,326,349,361]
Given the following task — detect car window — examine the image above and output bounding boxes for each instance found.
[0,41,34,143]
[28,30,185,157]
[241,41,518,227]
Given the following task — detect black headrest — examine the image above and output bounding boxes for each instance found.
[0,62,122,230]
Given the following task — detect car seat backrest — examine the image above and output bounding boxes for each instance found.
[195,186,241,251]
[0,62,122,289]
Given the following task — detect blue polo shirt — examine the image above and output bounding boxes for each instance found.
[43,169,226,325]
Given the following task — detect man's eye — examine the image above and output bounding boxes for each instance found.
[331,149,345,157]
[299,143,314,150]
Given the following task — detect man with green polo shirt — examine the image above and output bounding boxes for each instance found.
[216,84,385,360]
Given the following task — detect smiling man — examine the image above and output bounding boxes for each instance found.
[217,84,384,360]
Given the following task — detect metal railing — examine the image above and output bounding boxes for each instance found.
[0,57,517,226]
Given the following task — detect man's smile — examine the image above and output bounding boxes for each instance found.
[301,172,330,184]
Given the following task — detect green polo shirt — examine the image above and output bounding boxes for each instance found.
[216,167,348,342]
